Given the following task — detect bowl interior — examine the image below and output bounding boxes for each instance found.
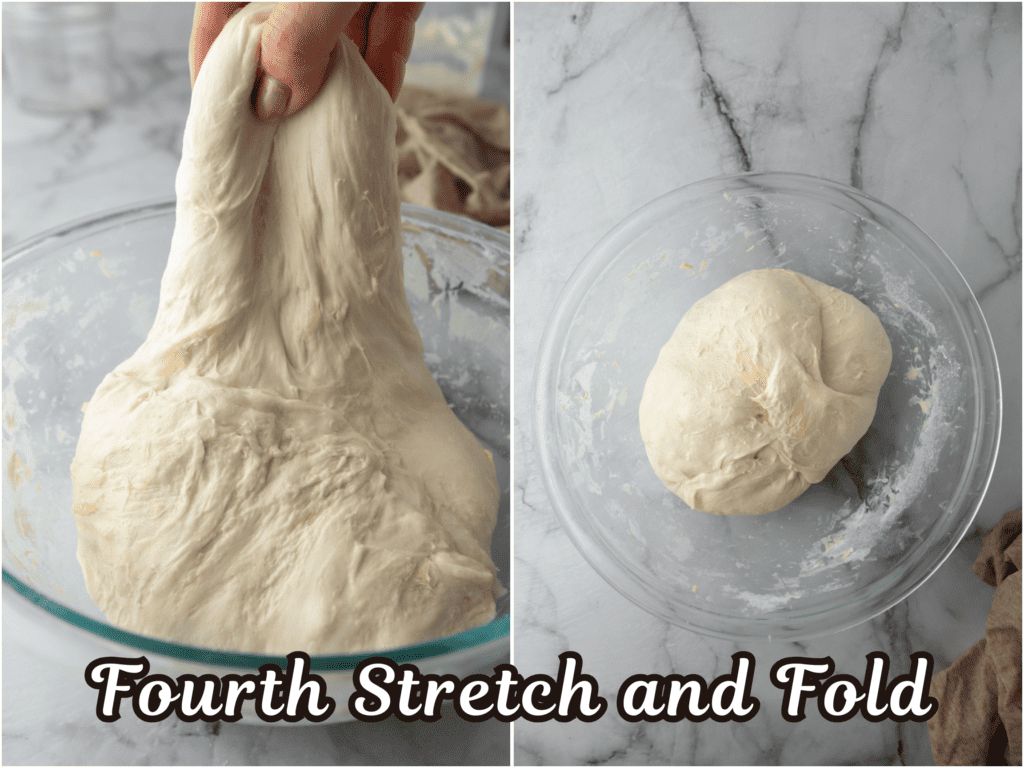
[537,173,1000,640]
[3,201,510,665]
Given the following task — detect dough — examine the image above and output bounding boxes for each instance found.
[70,6,500,654]
[639,268,891,516]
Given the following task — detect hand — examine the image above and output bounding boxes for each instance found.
[189,2,424,120]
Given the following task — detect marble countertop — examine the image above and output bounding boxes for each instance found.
[2,3,509,764]
[512,3,1020,765]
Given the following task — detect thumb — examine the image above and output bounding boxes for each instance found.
[256,2,360,121]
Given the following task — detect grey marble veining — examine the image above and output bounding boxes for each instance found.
[2,3,509,764]
[3,1,1020,764]
[513,2,1020,765]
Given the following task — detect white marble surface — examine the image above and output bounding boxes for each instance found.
[513,2,1020,765]
[2,3,509,764]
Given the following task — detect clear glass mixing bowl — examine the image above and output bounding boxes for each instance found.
[3,200,509,724]
[535,172,1001,641]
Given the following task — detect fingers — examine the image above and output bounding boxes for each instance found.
[342,3,375,56]
[256,2,360,120]
[189,2,249,87]
[200,2,424,121]
[364,2,424,100]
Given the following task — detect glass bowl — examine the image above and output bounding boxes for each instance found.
[3,200,509,724]
[535,172,1000,642]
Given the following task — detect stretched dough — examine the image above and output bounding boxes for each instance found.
[70,5,500,654]
[639,268,891,516]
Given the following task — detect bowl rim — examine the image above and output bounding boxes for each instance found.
[2,197,510,265]
[2,197,511,671]
[533,170,1003,642]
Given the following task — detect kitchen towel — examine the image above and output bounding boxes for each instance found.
[929,508,1022,765]
[395,86,510,231]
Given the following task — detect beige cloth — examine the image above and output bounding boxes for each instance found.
[396,86,510,231]
[929,509,1022,765]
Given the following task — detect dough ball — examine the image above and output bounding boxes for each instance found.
[639,268,892,516]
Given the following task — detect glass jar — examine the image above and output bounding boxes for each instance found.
[3,3,116,115]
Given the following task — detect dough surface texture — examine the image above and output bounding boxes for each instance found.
[639,268,892,516]
[70,6,500,654]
